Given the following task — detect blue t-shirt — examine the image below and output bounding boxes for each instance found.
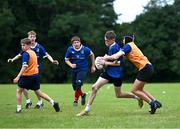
[20,42,47,71]
[22,52,29,67]
[106,43,124,78]
[121,44,131,55]
[65,45,92,72]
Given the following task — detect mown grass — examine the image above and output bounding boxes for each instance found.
[0,83,180,128]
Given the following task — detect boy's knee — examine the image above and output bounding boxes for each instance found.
[16,88,22,94]
[76,80,83,88]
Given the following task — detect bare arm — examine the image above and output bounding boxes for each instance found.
[7,54,21,63]
[46,53,59,65]
[89,52,96,73]
[104,60,121,67]
[13,66,27,83]
[65,59,76,69]
[103,51,124,60]
[98,59,121,67]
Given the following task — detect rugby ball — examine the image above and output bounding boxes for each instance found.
[95,57,104,70]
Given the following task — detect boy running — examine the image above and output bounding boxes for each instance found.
[103,34,162,114]
[8,30,59,109]
[77,31,143,116]
[65,36,96,106]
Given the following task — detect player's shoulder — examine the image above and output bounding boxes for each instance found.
[36,42,44,48]
[21,51,30,57]
[110,42,120,51]
[67,45,73,50]
[112,42,120,48]
[82,44,91,51]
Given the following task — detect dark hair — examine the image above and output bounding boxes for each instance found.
[20,38,31,45]
[123,34,134,44]
[71,36,81,43]
[105,30,116,40]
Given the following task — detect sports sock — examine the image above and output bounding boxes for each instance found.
[74,90,79,101]
[26,99,31,104]
[50,99,55,106]
[37,99,43,105]
[77,89,84,96]
[85,104,91,112]
[17,105,21,111]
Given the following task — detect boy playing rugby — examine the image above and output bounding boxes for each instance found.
[77,31,143,116]
[8,30,59,109]
[103,34,162,114]
[13,38,60,113]
[65,36,96,106]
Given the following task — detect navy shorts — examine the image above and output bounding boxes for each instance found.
[136,64,154,82]
[18,74,40,91]
[72,70,87,90]
[100,72,122,87]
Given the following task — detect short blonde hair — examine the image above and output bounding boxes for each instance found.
[105,30,116,40]
[21,38,31,45]
[27,30,36,36]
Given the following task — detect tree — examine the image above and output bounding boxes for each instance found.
[130,0,180,81]
[0,0,118,83]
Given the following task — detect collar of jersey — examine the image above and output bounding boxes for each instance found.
[109,42,116,48]
[31,42,38,49]
[73,45,83,51]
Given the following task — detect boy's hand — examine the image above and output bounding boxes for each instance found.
[52,60,59,65]
[13,76,20,83]
[91,66,96,73]
[71,64,76,68]
[98,59,105,65]
[7,58,13,63]
[103,54,114,61]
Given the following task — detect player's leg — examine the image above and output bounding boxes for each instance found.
[76,70,88,105]
[16,87,24,113]
[35,90,60,112]
[131,79,157,114]
[113,79,143,108]
[34,92,43,109]
[132,64,160,114]
[113,78,135,98]
[131,79,151,102]
[114,87,136,98]
[34,69,43,109]
[33,75,60,112]
[72,72,79,106]
[17,76,32,112]
[22,89,32,109]
[143,89,162,108]
[76,77,108,116]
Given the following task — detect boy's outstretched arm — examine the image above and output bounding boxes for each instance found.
[103,51,124,60]
[7,54,22,63]
[46,53,59,65]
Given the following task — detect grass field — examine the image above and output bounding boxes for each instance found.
[0,83,180,128]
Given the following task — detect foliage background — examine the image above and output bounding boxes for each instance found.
[0,0,179,83]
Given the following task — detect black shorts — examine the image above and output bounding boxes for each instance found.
[100,72,122,87]
[136,64,154,82]
[18,74,40,91]
[72,70,87,90]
